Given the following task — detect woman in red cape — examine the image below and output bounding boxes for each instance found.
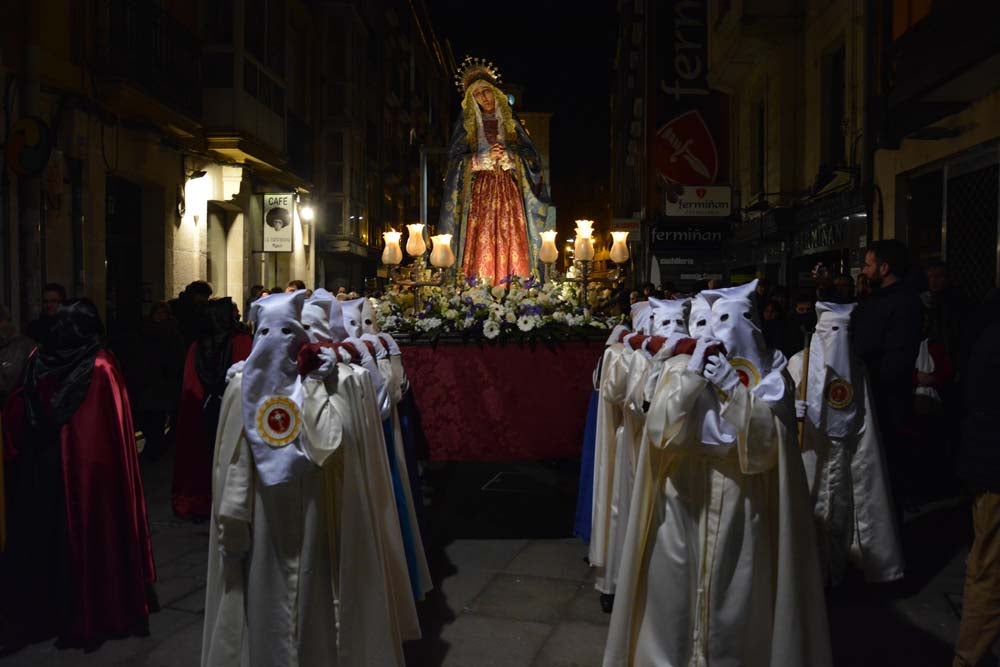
[171,297,252,520]
[1,299,156,650]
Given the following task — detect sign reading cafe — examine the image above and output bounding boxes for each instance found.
[263,193,295,252]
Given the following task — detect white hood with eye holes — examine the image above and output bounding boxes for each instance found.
[630,301,653,334]
[330,296,391,420]
[700,280,772,388]
[361,298,379,335]
[302,288,334,343]
[242,290,316,485]
[331,297,366,340]
[687,293,713,339]
[805,301,859,437]
[647,297,690,341]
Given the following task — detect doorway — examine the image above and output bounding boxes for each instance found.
[106,174,143,342]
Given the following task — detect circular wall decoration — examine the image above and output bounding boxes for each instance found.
[5,116,53,177]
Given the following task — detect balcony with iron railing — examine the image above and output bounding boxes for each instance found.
[94,0,202,122]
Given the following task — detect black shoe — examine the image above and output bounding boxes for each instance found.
[600,593,615,614]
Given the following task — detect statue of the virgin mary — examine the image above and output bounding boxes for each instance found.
[438,57,553,283]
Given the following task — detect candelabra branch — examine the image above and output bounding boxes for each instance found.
[551,260,628,309]
[387,255,449,316]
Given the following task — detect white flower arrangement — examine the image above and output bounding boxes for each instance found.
[375,275,623,342]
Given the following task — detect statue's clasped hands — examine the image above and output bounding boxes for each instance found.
[489,143,506,164]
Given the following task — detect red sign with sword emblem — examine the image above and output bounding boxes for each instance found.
[653,110,719,186]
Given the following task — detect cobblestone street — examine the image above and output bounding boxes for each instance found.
[0,455,992,666]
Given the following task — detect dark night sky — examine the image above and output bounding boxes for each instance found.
[426,1,618,230]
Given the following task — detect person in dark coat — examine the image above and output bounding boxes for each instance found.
[170,297,252,520]
[135,302,186,461]
[951,289,1000,667]
[850,240,924,513]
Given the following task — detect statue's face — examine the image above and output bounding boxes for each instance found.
[472,85,495,114]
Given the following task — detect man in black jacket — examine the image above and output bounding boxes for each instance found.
[851,240,923,512]
[952,290,1000,667]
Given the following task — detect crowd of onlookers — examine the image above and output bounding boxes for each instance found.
[622,240,999,665]
[0,278,366,460]
[627,243,997,515]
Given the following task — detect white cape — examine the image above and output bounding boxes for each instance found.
[202,368,414,667]
[603,355,832,667]
[788,351,904,584]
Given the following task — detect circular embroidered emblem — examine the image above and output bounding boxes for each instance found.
[826,379,854,409]
[255,396,302,448]
[729,357,761,388]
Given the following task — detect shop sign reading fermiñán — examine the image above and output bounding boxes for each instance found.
[664,185,731,217]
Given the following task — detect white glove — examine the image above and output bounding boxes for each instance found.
[795,399,808,420]
[312,346,339,379]
[686,337,715,374]
[218,517,250,558]
[704,353,741,399]
[226,360,246,384]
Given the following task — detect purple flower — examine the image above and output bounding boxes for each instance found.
[464,296,473,304]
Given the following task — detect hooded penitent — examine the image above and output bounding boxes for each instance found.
[302,288,335,343]
[195,298,237,397]
[331,296,365,340]
[687,293,713,339]
[361,298,379,335]
[806,302,860,438]
[242,290,315,486]
[647,297,690,341]
[363,298,402,357]
[630,301,653,334]
[23,299,104,429]
[330,297,390,418]
[700,279,771,388]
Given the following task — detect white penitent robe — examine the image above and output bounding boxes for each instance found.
[338,362,422,644]
[601,346,651,595]
[375,346,433,599]
[203,374,344,667]
[603,355,832,667]
[787,351,904,584]
[590,343,628,592]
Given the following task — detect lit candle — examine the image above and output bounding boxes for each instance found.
[610,231,630,264]
[430,234,455,267]
[574,230,595,261]
[382,230,403,265]
[539,230,559,264]
[574,219,594,238]
[406,223,427,256]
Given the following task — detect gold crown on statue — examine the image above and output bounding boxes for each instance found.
[454,55,502,94]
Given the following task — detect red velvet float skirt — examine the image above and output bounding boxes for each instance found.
[462,168,531,284]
